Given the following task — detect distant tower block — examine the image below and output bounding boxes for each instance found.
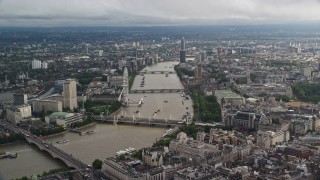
[246,68,251,85]
[63,79,78,111]
[85,44,89,54]
[230,74,234,84]
[122,67,129,106]
[179,37,186,63]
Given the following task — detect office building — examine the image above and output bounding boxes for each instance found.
[46,112,83,128]
[142,147,164,167]
[32,99,62,113]
[41,62,48,69]
[169,132,219,159]
[179,37,186,63]
[32,59,48,69]
[63,79,78,111]
[225,111,268,129]
[103,157,164,180]
[6,105,32,125]
[13,94,28,106]
[256,130,290,149]
[32,59,42,69]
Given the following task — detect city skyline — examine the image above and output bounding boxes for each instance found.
[0,0,320,26]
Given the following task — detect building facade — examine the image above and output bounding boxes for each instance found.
[169,132,219,159]
[257,130,290,149]
[142,147,164,167]
[63,79,78,111]
[13,94,28,106]
[6,105,32,124]
[32,99,63,113]
[103,157,164,180]
[179,37,186,63]
[225,111,268,129]
[46,112,82,128]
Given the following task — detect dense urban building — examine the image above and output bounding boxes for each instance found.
[6,105,32,125]
[32,99,63,113]
[179,37,186,63]
[45,112,83,128]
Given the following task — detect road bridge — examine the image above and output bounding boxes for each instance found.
[1,124,110,179]
[23,131,87,169]
[130,89,184,94]
[95,115,184,127]
[140,71,175,74]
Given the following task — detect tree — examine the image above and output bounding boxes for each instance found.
[131,149,143,160]
[92,159,103,170]
[117,155,126,161]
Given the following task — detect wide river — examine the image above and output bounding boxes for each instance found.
[0,61,192,180]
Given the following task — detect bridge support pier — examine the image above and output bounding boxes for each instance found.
[113,115,118,125]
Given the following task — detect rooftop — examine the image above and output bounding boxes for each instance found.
[50,112,69,117]
[215,90,243,99]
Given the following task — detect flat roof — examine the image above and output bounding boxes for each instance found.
[50,112,69,117]
[215,90,243,98]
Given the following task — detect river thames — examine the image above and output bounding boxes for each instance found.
[0,61,192,179]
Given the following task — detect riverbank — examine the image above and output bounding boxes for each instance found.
[72,122,96,130]
[0,140,25,146]
[41,130,68,139]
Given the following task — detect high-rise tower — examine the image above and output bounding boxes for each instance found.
[122,67,129,106]
[63,79,78,111]
[180,37,186,63]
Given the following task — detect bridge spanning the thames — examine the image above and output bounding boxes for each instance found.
[95,115,185,127]
[140,71,175,74]
[0,125,108,179]
[129,88,184,94]
[22,130,87,169]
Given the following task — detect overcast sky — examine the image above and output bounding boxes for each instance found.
[0,0,320,26]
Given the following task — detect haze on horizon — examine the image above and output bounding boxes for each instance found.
[0,0,320,27]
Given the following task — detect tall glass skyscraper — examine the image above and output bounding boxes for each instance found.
[180,37,186,63]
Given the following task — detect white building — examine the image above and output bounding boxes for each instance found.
[62,79,78,111]
[142,147,164,167]
[35,79,78,112]
[32,59,42,69]
[6,105,32,125]
[169,132,219,158]
[300,67,312,79]
[257,130,290,149]
[94,50,103,57]
[32,99,62,113]
[152,54,158,63]
[32,59,48,69]
[45,112,83,128]
[41,62,48,69]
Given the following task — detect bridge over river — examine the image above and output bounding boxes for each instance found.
[129,88,184,94]
[94,115,188,127]
[140,71,175,74]
[11,127,107,180]
[22,130,87,169]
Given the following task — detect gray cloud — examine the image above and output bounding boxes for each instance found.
[0,0,319,26]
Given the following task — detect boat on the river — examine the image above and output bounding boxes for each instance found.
[56,139,69,144]
[115,147,135,156]
[86,130,96,135]
[0,152,17,159]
